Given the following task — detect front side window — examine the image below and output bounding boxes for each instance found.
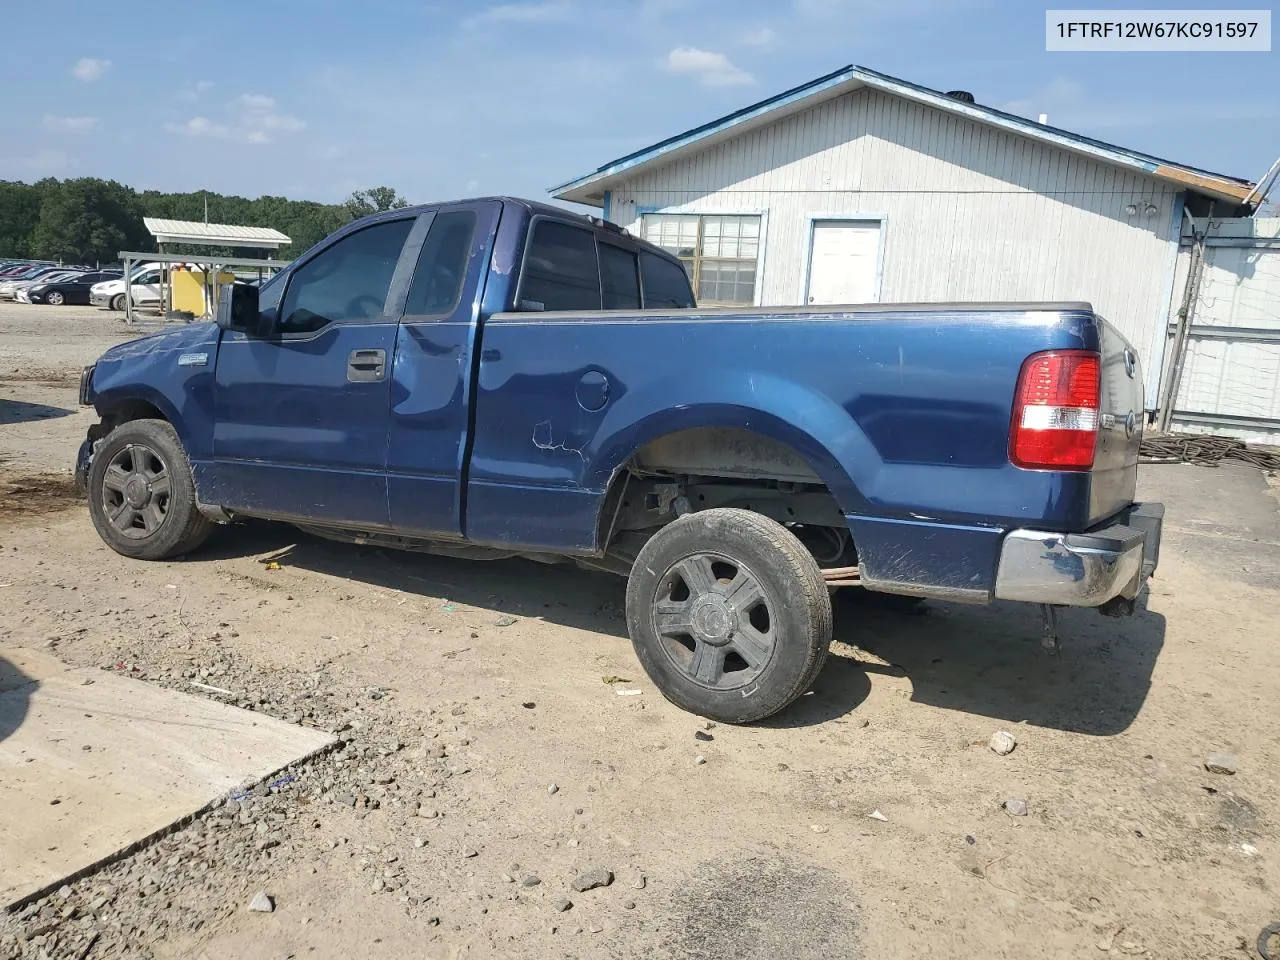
[519,220,600,312]
[404,210,477,317]
[641,213,760,306]
[279,218,414,334]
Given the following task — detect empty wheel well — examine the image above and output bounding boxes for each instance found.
[596,427,856,567]
[89,399,170,445]
[101,399,167,429]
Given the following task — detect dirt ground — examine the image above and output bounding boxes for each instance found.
[0,301,1277,960]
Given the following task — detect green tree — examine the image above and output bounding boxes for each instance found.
[344,186,410,219]
[0,181,41,258]
[31,178,148,264]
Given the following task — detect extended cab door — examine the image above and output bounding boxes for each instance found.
[207,215,419,529]
[385,201,502,538]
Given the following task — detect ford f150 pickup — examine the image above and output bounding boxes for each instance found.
[75,197,1163,723]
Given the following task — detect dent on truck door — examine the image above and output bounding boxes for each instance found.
[205,216,419,528]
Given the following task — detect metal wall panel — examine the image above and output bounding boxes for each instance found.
[607,87,1179,385]
[1170,218,1280,443]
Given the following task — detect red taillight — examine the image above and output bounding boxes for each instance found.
[1010,350,1100,470]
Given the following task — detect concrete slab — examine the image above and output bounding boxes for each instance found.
[0,648,334,909]
[1138,461,1280,590]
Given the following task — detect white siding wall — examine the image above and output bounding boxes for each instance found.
[607,88,1180,383]
[1167,218,1280,443]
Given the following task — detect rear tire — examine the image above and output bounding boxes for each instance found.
[87,419,213,560]
[626,508,832,724]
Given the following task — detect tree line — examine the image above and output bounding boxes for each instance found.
[0,179,409,265]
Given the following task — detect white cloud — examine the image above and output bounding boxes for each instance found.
[464,1,572,26]
[41,114,98,133]
[236,93,277,111]
[71,58,110,82]
[662,47,755,87]
[232,93,306,143]
[0,148,70,172]
[177,79,215,102]
[165,116,230,138]
[739,26,776,47]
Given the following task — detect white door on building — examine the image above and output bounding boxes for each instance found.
[805,220,881,305]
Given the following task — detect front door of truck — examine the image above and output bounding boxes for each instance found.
[207,215,420,529]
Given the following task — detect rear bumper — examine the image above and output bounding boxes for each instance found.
[994,502,1164,607]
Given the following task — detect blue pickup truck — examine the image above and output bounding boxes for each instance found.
[76,197,1162,723]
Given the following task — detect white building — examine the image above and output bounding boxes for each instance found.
[553,65,1257,410]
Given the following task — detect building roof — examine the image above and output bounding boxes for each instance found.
[143,218,292,249]
[552,65,1255,207]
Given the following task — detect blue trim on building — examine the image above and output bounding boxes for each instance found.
[601,190,612,223]
[550,65,1250,203]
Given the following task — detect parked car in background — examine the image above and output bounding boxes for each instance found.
[90,266,165,311]
[0,265,66,298]
[24,270,122,305]
[2,268,82,301]
[14,272,88,301]
[0,261,57,279]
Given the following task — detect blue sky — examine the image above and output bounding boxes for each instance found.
[0,0,1275,205]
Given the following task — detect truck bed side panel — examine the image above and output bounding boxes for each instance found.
[465,308,1101,560]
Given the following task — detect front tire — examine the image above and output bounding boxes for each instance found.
[47,291,64,305]
[625,508,832,724]
[109,293,125,311]
[87,419,213,560]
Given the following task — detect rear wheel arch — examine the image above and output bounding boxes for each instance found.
[591,418,867,553]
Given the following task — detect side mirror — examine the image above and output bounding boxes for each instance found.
[216,283,263,335]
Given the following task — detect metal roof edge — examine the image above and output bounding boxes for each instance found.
[549,64,860,197]
[551,64,1253,205]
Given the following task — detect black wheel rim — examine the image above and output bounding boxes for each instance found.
[650,552,777,690]
[99,443,171,540]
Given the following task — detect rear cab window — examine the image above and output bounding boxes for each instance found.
[516,215,696,313]
[519,220,601,312]
[639,252,696,308]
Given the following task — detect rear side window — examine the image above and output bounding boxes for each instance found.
[640,252,696,309]
[404,210,477,317]
[599,243,640,310]
[519,220,600,311]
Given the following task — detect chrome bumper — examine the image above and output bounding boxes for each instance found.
[994,502,1164,607]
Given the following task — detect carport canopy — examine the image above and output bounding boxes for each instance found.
[142,218,291,251]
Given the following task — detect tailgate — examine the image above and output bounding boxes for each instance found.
[1090,318,1144,524]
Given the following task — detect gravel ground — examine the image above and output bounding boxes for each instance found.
[0,305,1278,960]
